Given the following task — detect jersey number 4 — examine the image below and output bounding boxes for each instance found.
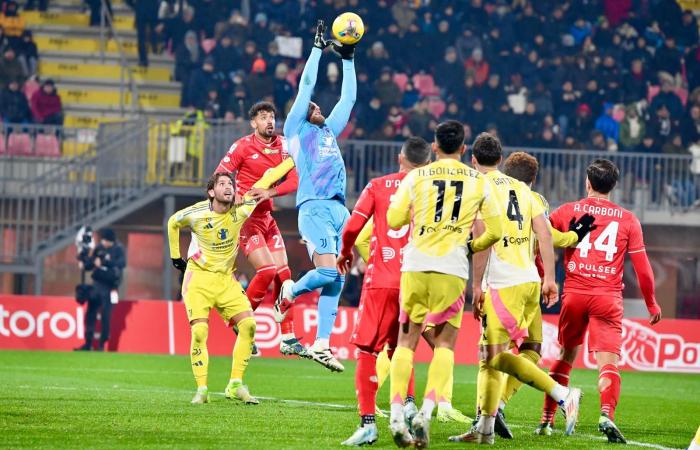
[506,189,524,230]
[577,221,619,262]
[432,180,463,222]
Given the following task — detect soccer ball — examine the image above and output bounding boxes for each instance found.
[332,12,365,45]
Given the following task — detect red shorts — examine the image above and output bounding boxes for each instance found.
[239,213,285,257]
[350,288,400,354]
[558,291,624,355]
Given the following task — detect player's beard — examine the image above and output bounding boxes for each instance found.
[309,113,325,125]
[259,125,274,139]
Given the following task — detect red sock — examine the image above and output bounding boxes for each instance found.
[275,266,295,335]
[246,264,276,310]
[541,359,572,424]
[356,350,378,416]
[599,364,621,420]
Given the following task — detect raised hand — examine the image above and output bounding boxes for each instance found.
[314,20,330,49]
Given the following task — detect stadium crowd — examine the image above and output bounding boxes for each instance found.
[158,0,700,154]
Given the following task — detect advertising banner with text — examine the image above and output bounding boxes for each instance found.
[1,295,698,373]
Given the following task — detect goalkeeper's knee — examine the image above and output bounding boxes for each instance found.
[191,322,208,345]
[236,316,256,339]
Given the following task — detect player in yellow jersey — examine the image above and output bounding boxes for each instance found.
[495,151,594,437]
[167,163,292,405]
[386,121,503,448]
[449,134,591,444]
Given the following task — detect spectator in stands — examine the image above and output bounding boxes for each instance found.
[0,79,32,124]
[0,1,24,46]
[620,104,646,151]
[589,130,609,151]
[30,79,63,125]
[245,58,272,104]
[370,122,399,141]
[273,63,292,117]
[662,133,686,154]
[224,84,248,121]
[391,0,416,33]
[482,74,509,115]
[86,0,113,27]
[654,36,682,78]
[155,0,189,49]
[373,67,401,108]
[175,31,201,107]
[677,11,699,50]
[0,26,10,56]
[186,56,220,109]
[434,47,464,95]
[365,41,390,80]
[204,88,221,119]
[650,75,684,121]
[682,105,700,146]
[686,44,700,92]
[0,47,24,91]
[555,80,580,138]
[127,0,160,67]
[649,104,680,145]
[595,102,620,144]
[464,47,489,86]
[573,103,595,143]
[407,98,432,140]
[623,59,648,103]
[15,30,37,77]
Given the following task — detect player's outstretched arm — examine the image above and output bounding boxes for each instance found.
[283,22,325,137]
[628,217,661,325]
[533,213,559,307]
[551,226,579,248]
[167,208,190,272]
[238,158,297,217]
[326,47,357,136]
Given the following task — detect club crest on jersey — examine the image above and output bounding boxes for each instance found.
[218,229,229,240]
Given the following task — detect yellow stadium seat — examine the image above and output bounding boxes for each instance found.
[35,35,138,55]
[23,11,134,30]
[58,88,180,109]
[64,115,125,128]
[40,61,172,82]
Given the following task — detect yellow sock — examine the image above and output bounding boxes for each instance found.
[426,347,453,406]
[231,317,256,380]
[190,322,209,388]
[490,351,555,395]
[501,349,540,405]
[476,360,486,413]
[478,359,503,416]
[439,369,454,404]
[376,349,391,391]
[389,346,414,405]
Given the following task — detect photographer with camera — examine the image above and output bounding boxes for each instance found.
[74,227,126,352]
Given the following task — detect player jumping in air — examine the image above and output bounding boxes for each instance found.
[468,150,595,440]
[274,20,357,372]
[336,137,432,446]
[167,165,291,405]
[537,159,662,443]
[451,134,590,444]
[216,101,307,357]
[386,121,503,448]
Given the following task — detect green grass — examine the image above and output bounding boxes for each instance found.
[1,350,697,449]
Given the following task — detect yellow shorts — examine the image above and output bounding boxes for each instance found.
[479,282,540,346]
[524,299,543,345]
[400,272,467,329]
[182,269,251,324]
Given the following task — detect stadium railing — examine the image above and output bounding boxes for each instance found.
[1,120,698,280]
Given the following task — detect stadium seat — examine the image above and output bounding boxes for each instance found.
[35,134,61,157]
[393,73,409,92]
[428,98,446,118]
[7,133,33,156]
[0,132,5,155]
[412,73,439,96]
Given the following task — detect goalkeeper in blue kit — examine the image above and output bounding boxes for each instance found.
[273,21,357,372]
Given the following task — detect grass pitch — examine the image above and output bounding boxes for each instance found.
[1,350,697,449]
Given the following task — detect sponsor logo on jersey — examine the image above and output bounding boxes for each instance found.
[567,261,576,272]
[262,148,279,154]
[502,235,530,247]
[381,247,395,262]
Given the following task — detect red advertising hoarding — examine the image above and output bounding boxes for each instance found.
[1,295,699,373]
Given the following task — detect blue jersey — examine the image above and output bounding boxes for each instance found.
[283,47,356,207]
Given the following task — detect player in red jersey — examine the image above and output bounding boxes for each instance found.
[335,137,431,447]
[537,159,662,443]
[216,101,307,357]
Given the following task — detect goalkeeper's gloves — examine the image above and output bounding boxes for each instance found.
[331,41,356,60]
[171,257,187,273]
[314,20,330,49]
[568,213,596,242]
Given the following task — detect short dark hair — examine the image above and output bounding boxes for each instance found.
[471,132,502,166]
[586,159,619,194]
[401,136,431,165]
[207,172,235,201]
[434,120,465,154]
[503,152,539,185]
[248,101,276,120]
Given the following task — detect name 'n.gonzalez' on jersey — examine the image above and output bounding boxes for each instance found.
[215,133,298,216]
[482,170,545,289]
[387,158,502,279]
[549,197,644,294]
[351,172,410,290]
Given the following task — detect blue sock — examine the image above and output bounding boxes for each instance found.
[291,267,337,297]
[316,274,345,340]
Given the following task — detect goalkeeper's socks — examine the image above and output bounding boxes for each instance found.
[542,359,572,424]
[291,267,337,297]
[599,364,621,420]
[316,275,344,340]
